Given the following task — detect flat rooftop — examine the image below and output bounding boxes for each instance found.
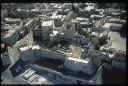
[3,30,17,38]
[102,31,109,36]
[102,23,111,28]
[92,32,99,36]
[110,23,122,27]
[2,25,22,30]
[50,12,62,19]
[108,31,126,51]
[42,20,53,26]
[85,6,94,11]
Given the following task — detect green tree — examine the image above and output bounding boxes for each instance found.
[51,47,57,52]
[85,31,91,38]
[99,35,108,45]
[78,28,85,35]
[57,64,63,70]
[96,45,101,50]
[53,38,60,45]
[95,41,101,50]
[79,3,87,9]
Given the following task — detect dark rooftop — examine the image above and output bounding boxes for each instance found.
[114,50,126,58]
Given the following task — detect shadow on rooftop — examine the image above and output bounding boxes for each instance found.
[119,32,126,38]
[10,58,24,77]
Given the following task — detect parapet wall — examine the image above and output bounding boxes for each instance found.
[26,64,100,84]
[102,63,112,70]
[112,60,126,69]
[95,66,102,84]
[64,57,93,75]
[93,53,101,67]
[41,49,67,62]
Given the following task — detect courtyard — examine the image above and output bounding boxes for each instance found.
[108,31,126,51]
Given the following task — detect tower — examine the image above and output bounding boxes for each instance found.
[27,30,33,46]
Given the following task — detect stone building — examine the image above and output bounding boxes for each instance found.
[41,19,55,41]
[90,14,104,22]
[1,10,8,18]
[73,3,79,10]
[5,18,21,25]
[2,30,19,46]
[30,9,42,16]
[14,9,36,18]
[62,24,76,40]
[102,23,111,31]
[25,19,35,33]
[84,6,95,15]
[110,18,120,24]
[2,25,26,38]
[64,43,101,75]
[62,3,72,11]
[110,23,122,31]
[18,45,41,62]
[32,25,42,37]
[40,3,46,9]
[27,30,33,46]
[112,50,126,69]
[64,11,74,22]
[50,11,63,27]
[50,31,59,41]
[1,52,11,66]
[92,19,105,33]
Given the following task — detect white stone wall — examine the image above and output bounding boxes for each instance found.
[27,31,33,46]
[64,57,93,74]
[25,19,35,33]
[95,66,102,84]
[41,49,66,62]
[63,24,75,39]
[19,46,41,62]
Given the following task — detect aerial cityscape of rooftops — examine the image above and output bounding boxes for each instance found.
[1,3,126,85]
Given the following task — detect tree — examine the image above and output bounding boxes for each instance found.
[84,31,91,38]
[57,64,63,70]
[95,41,101,50]
[78,28,85,35]
[96,45,101,50]
[53,38,60,45]
[79,3,87,9]
[99,35,108,45]
[51,47,57,52]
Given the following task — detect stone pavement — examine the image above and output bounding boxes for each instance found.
[108,31,126,51]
